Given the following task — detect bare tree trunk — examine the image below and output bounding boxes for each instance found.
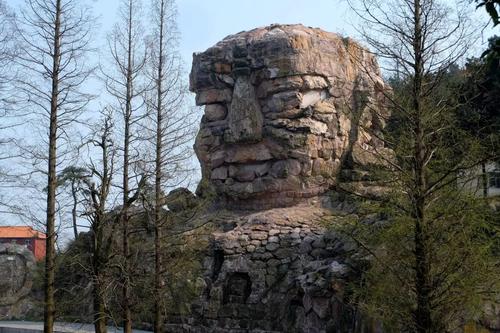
[122,135,132,333]
[92,208,108,333]
[103,0,147,328]
[44,1,62,331]
[71,181,78,239]
[412,1,432,331]
[86,113,115,333]
[93,259,107,333]
[144,0,193,327]
[153,2,166,332]
[153,187,162,333]
[122,2,134,331]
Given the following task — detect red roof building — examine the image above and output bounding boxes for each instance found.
[0,226,46,261]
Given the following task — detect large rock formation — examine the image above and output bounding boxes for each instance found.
[192,24,390,209]
[166,201,376,333]
[166,24,390,332]
[0,243,36,319]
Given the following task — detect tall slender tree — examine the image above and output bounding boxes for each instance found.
[103,0,147,331]
[145,0,194,331]
[16,1,94,331]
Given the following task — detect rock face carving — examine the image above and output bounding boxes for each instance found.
[0,243,35,319]
[166,24,390,332]
[192,24,389,209]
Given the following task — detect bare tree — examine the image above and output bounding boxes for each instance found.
[0,0,18,212]
[343,0,498,331]
[0,0,15,99]
[81,110,118,333]
[143,0,195,331]
[16,0,94,331]
[102,0,148,331]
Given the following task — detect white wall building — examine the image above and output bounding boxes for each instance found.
[461,162,500,197]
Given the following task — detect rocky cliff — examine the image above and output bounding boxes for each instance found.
[166,24,391,333]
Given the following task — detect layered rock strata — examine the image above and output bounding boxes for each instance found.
[192,24,389,209]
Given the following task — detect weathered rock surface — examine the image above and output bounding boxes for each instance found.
[0,243,36,319]
[165,199,379,333]
[165,24,392,333]
[192,24,391,209]
[166,187,199,212]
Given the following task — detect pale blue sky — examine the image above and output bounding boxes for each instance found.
[91,0,357,72]
[2,0,497,236]
[93,0,495,70]
[7,0,496,83]
[175,0,355,64]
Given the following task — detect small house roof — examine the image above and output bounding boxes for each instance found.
[0,226,47,239]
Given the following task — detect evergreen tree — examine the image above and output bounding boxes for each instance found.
[341,0,500,331]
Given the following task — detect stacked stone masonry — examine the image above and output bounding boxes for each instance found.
[166,24,390,333]
[166,203,368,333]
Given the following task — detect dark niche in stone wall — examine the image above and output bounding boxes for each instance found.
[211,249,224,281]
[223,272,252,304]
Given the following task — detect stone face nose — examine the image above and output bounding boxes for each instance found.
[225,76,263,143]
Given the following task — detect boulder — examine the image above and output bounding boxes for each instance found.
[165,188,198,212]
[0,243,36,319]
